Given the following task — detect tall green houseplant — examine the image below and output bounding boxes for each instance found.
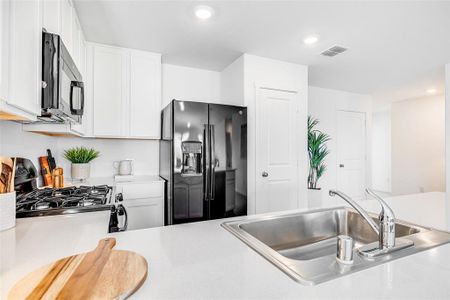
[308,116,330,190]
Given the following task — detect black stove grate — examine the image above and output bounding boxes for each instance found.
[16,185,113,217]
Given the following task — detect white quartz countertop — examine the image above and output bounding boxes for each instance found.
[1,192,450,299]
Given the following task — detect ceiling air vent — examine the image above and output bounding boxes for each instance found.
[321,45,348,57]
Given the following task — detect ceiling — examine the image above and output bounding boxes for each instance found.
[73,0,450,102]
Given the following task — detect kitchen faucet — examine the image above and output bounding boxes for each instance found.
[329,188,405,257]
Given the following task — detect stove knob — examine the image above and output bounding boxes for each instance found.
[117,204,125,216]
[115,193,123,202]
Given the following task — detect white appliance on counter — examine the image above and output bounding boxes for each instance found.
[115,179,164,230]
[113,159,135,182]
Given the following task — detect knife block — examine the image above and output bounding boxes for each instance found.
[0,191,16,231]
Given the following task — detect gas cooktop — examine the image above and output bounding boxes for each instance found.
[16,185,114,217]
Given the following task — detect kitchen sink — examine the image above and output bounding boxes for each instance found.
[222,207,450,285]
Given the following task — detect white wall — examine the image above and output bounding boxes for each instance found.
[372,109,391,192]
[220,56,245,106]
[0,121,159,183]
[162,64,221,107]
[391,95,445,195]
[308,86,373,207]
[56,137,159,178]
[0,121,58,179]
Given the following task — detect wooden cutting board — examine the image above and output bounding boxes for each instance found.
[8,238,148,300]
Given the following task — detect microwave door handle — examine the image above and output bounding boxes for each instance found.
[79,81,84,115]
[70,81,84,115]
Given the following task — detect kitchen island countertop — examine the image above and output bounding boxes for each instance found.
[1,192,449,299]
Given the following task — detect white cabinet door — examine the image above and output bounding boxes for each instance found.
[60,0,72,54]
[337,111,366,200]
[0,0,9,102]
[89,43,161,139]
[42,0,59,34]
[117,181,165,230]
[79,35,86,77]
[129,52,161,138]
[255,87,299,213]
[71,15,81,68]
[92,46,128,137]
[123,198,164,230]
[7,0,41,117]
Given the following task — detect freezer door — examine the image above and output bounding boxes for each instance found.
[161,101,173,140]
[208,104,247,219]
[160,103,173,224]
[172,100,209,223]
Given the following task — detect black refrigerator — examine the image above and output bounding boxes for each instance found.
[160,100,247,225]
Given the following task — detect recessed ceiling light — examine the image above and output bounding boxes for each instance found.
[427,88,437,94]
[303,35,319,45]
[194,6,215,20]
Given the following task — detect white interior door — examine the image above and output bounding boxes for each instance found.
[337,110,366,200]
[256,88,298,213]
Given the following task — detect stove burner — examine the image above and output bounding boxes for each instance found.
[16,185,113,217]
[34,201,51,210]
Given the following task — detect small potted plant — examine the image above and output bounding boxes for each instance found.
[307,115,330,208]
[64,147,100,181]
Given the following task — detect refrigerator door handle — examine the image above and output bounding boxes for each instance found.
[204,124,210,201]
[210,124,216,201]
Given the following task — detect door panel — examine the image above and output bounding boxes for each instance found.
[188,184,203,218]
[8,0,41,116]
[256,88,298,213]
[209,104,247,219]
[172,100,208,223]
[173,183,188,219]
[92,46,127,136]
[60,0,72,55]
[337,111,366,200]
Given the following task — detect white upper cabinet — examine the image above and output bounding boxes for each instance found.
[42,0,82,69]
[92,45,128,137]
[89,43,161,139]
[3,0,42,119]
[60,0,73,55]
[42,0,60,34]
[0,0,9,104]
[129,52,161,138]
[71,17,80,67]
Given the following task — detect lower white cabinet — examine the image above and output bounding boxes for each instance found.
[116,180,164,230]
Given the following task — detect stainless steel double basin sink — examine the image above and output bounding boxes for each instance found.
[222,207,450,285]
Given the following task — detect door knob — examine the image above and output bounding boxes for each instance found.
[262,171,269,177]
[339,164,345,168]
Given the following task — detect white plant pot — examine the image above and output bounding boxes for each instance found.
[307,189,323,209]
[71,163,90,181]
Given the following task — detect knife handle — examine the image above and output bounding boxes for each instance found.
[39,156,53,187]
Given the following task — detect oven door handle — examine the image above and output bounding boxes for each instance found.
[117,204,128,232]
[70,81,84,116]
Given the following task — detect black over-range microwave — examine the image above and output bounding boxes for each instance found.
[41,30,84,123]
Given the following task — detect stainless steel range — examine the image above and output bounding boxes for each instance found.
[16,185,127,233]
[16,185,113,217]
